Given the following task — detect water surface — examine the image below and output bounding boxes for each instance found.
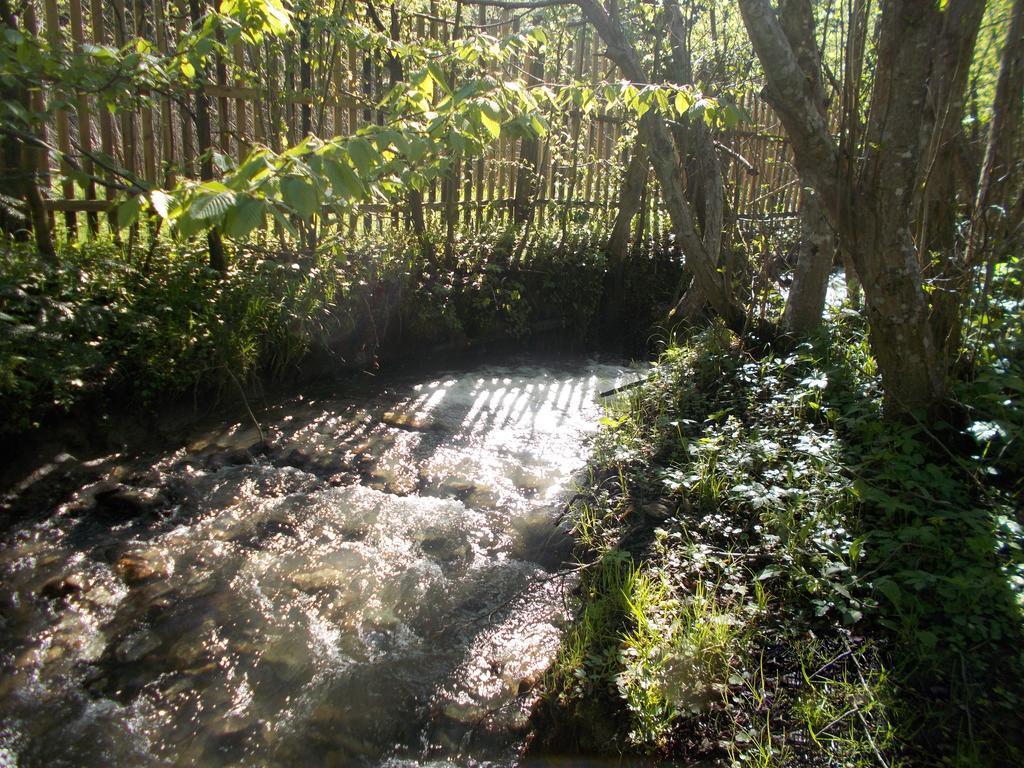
[0,358,644,767]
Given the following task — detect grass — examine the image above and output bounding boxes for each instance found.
[534,260,1024,766]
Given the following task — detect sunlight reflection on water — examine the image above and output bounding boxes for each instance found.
[0,358,646,767]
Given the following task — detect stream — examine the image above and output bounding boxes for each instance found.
[0,357,646,767]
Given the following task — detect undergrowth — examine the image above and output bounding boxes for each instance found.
[536,260,1024,767]
[0,219,677,434]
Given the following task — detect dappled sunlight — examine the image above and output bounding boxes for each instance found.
[0,359,644,767]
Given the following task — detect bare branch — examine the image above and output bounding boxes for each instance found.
[463,0,574,10]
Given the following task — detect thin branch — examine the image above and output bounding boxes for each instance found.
[464,0,575,9]
[0,126,138,194]
[714,139,758,175]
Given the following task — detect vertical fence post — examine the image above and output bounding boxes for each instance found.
[69,0,98,234]
[89,0,117,230]
[233,42,250,162]
[152,0,175,187]
[135,0,157,187]
[44,0,77,237]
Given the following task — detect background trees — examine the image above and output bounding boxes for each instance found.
[1,0,1021,413]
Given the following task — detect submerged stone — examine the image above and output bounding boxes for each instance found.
[115,549,175,584]
[40,573,86,599]
[115,629,163,663]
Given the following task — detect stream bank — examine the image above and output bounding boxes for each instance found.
[527,321,1024,767]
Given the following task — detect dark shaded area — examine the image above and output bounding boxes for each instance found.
[528,321,1024,766]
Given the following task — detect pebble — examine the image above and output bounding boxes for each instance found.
[40,573,86,599]
[116,549,175,584]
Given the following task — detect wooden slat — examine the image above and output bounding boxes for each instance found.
[111,0,137,188]
[215,28,231,153]
[45,199,114,212]
[175,2,195,176]
[233,42,250,160]
[44,0,76,235]
[69,0,99,234]
[135,0,157,185]
[152,0,175,185]
[23,4,49,184]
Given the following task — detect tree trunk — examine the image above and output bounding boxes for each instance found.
[783,188,833,334]
[603,138,648,329]
[578,0,747,334]
[607,139,648,263]
[738,0,971,411]
[775,0,832,334]
[189,0,227,273]
[663,1,726,325]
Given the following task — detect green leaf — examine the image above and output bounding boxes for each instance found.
[117,195,142,228]
[261,0,292,35]
[323,159,364,199]
[654,88,669,114]
[402,136,428,165]
[674,90,691,115]
[346,138,378,177]
[849,536,865,563]
[223,196,265,238]
[231,152,273,187]
[478,107,501,140]
[427,62,451,95]
[149,189,174,219]
[874,578,903,609]
[280,175,317,219]
[191,190,237,221]
[174,211,205,238]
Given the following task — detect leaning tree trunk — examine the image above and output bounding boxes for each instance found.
[577,0,748,334]
[664,1,725,324]
[603,138,649,329]
[737,0,982,412]
[775,0,833,334]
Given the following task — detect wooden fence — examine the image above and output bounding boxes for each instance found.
[26,0,803,241]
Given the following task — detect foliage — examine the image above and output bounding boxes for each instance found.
[0,219,641,434]
[0,0,291,134]
[135,75,742,240]
[541,288,1024,765]
[0,0,747,242]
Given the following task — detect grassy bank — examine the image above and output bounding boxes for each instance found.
[533,264,1024,766]
[0,221,678,436]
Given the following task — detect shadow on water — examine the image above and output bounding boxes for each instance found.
[0,354,648,767]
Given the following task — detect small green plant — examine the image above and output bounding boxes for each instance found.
[541,288,1024,766]
[1,218,662,434]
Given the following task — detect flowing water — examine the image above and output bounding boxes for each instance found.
[0,357,648,767]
